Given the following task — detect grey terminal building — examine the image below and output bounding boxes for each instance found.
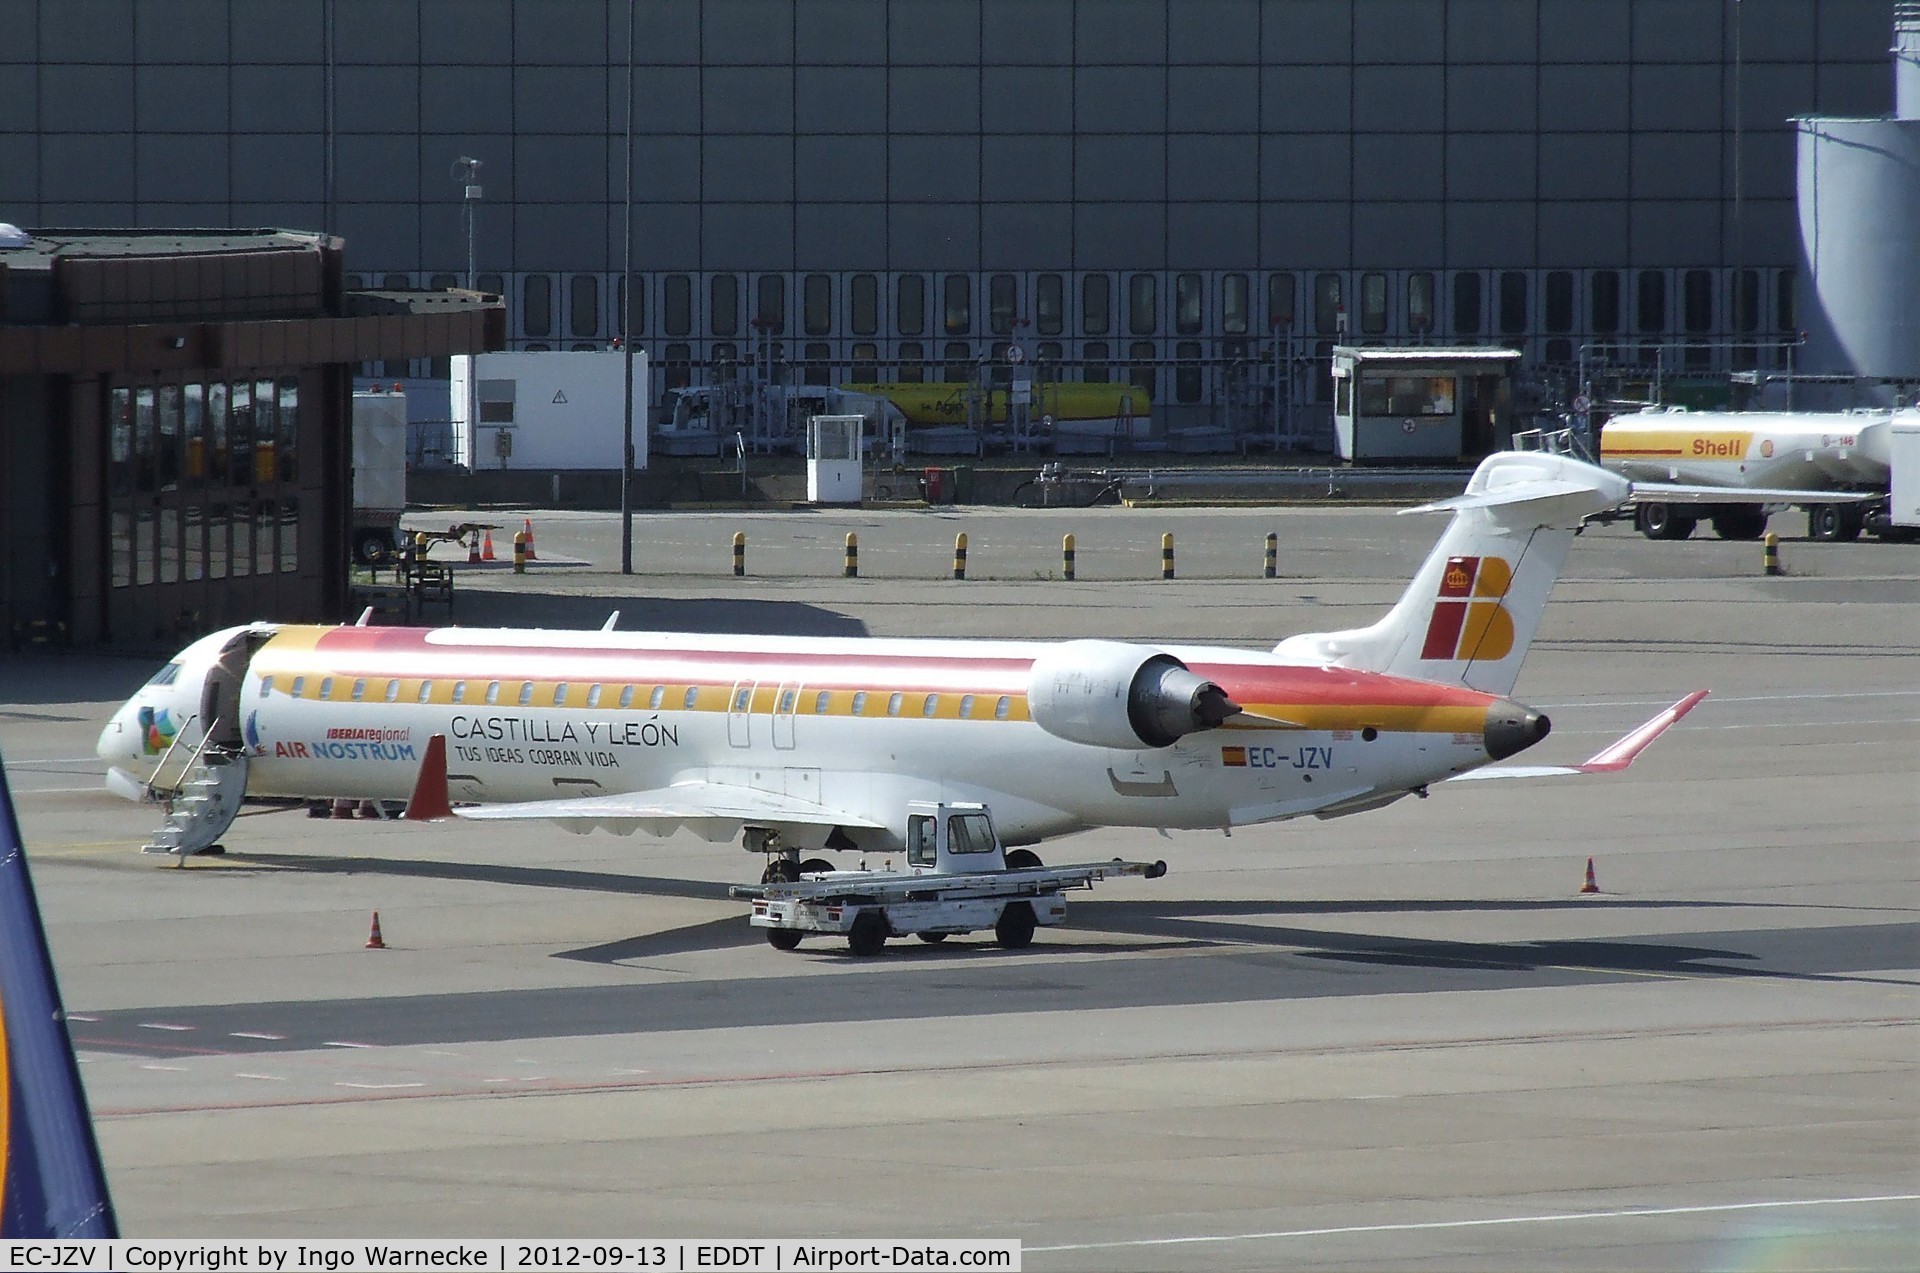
[0,0,1898,447]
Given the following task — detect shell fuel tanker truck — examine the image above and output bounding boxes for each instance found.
[1598,406,1918,542]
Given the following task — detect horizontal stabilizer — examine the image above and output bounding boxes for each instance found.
[1450,691,1707,781]
[1401,476,1612,516]
[1627,482,1880,506]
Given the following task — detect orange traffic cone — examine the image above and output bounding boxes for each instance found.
[522,517,537,560]
[481,529,495,561]
[1580,858,1601,894]
[467,530,481,564]
[366,911,387,949]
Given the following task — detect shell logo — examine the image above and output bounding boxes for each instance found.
[1420,556,1516,661]
[1760,439,1774,458]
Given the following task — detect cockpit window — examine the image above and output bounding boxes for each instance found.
[146,662,183,688]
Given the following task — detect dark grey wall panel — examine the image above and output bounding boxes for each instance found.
[232,0,323,63]
[1447,201,1535,267]
[1448,133,1536,200]
[632,202,700,267]
[1630,0,1720,63]
[1261,134,1349,201]
[1539,64,1629,132]
[796,66,884,131]
[1075,66,1165,133]
[0,135,35,201]
[983,135,1071,202]
[704,66,792,133]
[1167,202,1256,268]
[333,0,420,64]
[137,133,232,203]
[889,66,978,133]
[40,134,135,202]
[1170,135,1257,202]
[1260,201,1348,268]
[1815,61,1893,116]
[795,135,887,201]
[795,0,887,65]
[1633,65,1722,131]
[703,202,792,270]
[421,66,514,133]
[1075,135,1163,201]
[1538,133,1629,200]
[703,135,792,202]
[232,133,325,201]
[516,67,606,133]
[337,134,423,203]
[1353,133,1442,203]
[637,66,701,134]
[0,0,38,61]
[981,67,1071,133]
[1447,0,1537,62]
[634,0,701,65]
[514,200,608,272]
[1539,201,1627,266]
[1355,0,1443,64]
[1631,133,1721,201]
[1076,0,1166,61]
[334,66,420,133]
[1168,66,1257,132]
[1169,0,1258,64]
[137,65,230,134]
[135,0,228,64]
[1352,202,1443,268]
[419,134,514,201]
[796,201,885,267]
[512,0,606,65]
[703,0,794,65]
[1450,66,1536,132]
[336,200,420,269]
[980,202,1070,269]
[624,135,702,193]
[1262,66,1351,132]
[41,65,133,134]
[1630,200,1718,266]
[1537,0,1628,62]
[890,134,978,202]
[1073,202,1162,270]
[889,203,978,270]
[889,0,980,66]
[0,63,37,127]
[1263,0,1349,64]
[420,0,512,60]
[41,0,130,62]
[982,0,1069,63]
[232,66,325,133]
[1352,65,1443,132]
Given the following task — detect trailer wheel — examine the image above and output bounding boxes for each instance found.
[1836,503,1866,542]
[1710,507,1768,540]
[766,929,803,952]
[995,901,1037,950]
[916,932,948,944]
[352,528,395,566]
[1809,504,1841,541]
[847,911,888,957]
[1637,503,1695,541]
[1005,849,1043,870]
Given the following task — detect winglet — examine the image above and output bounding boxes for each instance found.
[404,734,453,821]
[1573,690,1709,772]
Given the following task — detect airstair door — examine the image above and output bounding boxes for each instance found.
[772,681,802,750]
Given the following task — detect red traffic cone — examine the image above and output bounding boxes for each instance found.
[522,517,537,560]
[1580,858,1601,894]
[467,530,481,564]
[366,911,387,949]
[481,529,495,561]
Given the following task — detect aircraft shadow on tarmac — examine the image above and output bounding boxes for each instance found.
[449,589,871,637]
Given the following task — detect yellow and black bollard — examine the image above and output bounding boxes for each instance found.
[1161,532,1175,580]
[1764,531,1782,576]
[1062,532,1076,582]
[732,531,746,577]
[1264,531,1278,579]
[512,530,527,574]
[953,532,968,580]
[844,532,859,578]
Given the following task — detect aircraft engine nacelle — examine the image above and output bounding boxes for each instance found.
[1025,640,1236,750]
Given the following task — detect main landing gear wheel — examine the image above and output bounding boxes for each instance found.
[1004,848,1043,870]
[847,911,889,957]
[798,857,834,877]
[766,929,803,952]
[761,858,800,885]
[994,901,1037,950]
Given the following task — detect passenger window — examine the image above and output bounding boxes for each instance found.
[451,682,466,704]
[417,681,433,704]
[519,682,533,706]
[290,676,306,698]
[554,683,569,706]
[649,685,665,709]
[733,688,751,711]
[887,692,904,716]
[619,685,634,708]
[959,694,974,718]
[814,690,830,713]
[486,682,501,704]
[587,685,602,708]
[851,691,868,715]
[351,678,366,702]
[922,693,938,717]
[318,677,334,700]
[684,687,700,709]
[994,696,1011,720]
[259,675,274,698]
[779,690,796,713]
[384,680,400,702]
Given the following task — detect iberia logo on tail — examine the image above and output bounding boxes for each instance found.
[1420,556,1515,661]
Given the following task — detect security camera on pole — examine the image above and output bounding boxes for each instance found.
[451,157,483,291]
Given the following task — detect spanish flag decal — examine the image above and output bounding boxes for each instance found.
[1420,556,1516,661]
[1221,746,1248,767]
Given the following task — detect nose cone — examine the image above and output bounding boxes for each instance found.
[96,708,131,764]
[1484,699,1551,761]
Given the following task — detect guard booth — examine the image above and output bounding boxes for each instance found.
[805,414,864,504]
[1331,346,1522,462]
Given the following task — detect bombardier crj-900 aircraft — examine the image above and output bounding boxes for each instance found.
[97,451,1703,878]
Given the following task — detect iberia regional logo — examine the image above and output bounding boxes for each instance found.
[138,706,180,755]
[1419,556,1516,661]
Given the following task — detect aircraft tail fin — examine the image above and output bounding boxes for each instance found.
[1274,451,1630,695]
[0,749,118,1238]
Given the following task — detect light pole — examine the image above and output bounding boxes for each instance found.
[451,157,483,290]
[620,0,636,575]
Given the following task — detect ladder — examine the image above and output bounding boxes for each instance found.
[140,718,248,864]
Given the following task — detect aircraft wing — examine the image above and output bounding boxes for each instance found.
[0,750,119,1238]
[404,737,883,838]
[1625,481,1880,505]
[1449,691,1708,781]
